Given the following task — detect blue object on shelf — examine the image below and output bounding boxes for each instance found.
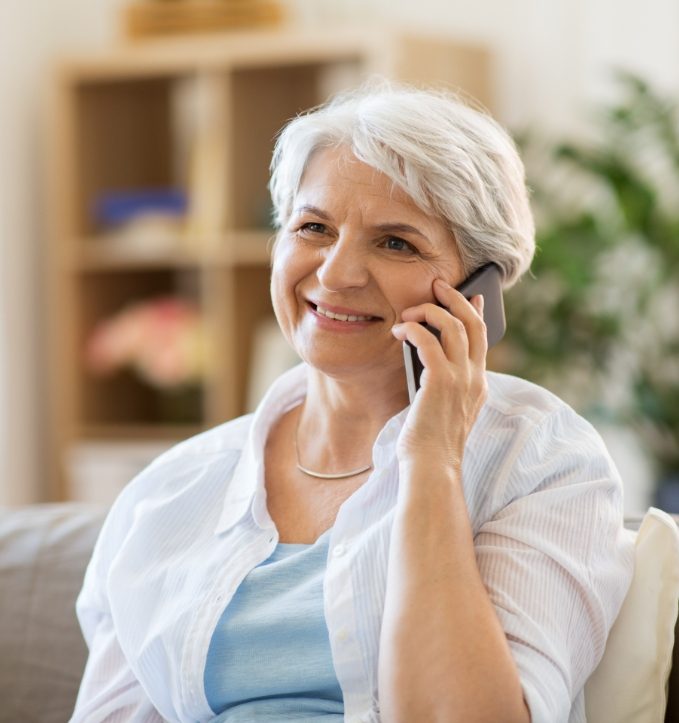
[94,189,188,226]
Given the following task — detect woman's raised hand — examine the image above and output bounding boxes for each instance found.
[391,278,488,473]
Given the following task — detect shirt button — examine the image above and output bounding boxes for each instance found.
[336,628,349,642]
[333,543,346,557]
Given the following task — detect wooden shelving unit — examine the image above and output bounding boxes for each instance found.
[46,27,491,502]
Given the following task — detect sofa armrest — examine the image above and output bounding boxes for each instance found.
[0,503,105,723]
[626,514,679,723]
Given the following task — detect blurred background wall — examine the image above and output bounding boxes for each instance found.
[290,0,679,131]
[1,0,678,505]
[0,1,121,504]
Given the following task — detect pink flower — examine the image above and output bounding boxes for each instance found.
[85,297,206,388]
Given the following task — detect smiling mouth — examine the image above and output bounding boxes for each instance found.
[308,302,380,322]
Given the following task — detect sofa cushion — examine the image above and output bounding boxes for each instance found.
[585,508,679,723]
[0,503,105,723]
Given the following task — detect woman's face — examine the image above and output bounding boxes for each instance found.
[270,146,465,381]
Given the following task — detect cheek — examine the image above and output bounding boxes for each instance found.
[269,272,298,353]
[271,235,304,282]
[269,264,290,324]
[393,254,462,310]
[269,245,305,324]
[387,269,438,313]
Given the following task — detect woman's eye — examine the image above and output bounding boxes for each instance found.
[299,222,326,234]
[384,236,417,254]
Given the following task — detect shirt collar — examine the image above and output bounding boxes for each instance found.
[214,362,308,535]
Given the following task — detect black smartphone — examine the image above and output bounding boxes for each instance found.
[403,263,506,403]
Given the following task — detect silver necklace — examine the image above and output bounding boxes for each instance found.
[295,411,373,480]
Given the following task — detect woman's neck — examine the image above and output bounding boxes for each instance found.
[295,369,409,473]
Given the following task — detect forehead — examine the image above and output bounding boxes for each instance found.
[286,146,462,267]
[295,146,427,218]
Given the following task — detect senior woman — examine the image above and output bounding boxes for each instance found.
[71,82,633,723]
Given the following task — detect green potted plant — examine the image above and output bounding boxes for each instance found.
[502,72,679,504]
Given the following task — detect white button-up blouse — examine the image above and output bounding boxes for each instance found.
[70,363,634,723]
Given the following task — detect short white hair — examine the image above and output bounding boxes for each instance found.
[269,80,535,287]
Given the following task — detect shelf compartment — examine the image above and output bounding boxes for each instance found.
[73,76,179,237]
[76,268,205,427]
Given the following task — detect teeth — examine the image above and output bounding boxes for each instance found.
[316,305,373,322]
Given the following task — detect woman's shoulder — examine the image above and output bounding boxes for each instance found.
[484,371,573,423]
[77,412,259,628]
[470,373,621,520]
[96,413,256,540]
[480,371,611,464]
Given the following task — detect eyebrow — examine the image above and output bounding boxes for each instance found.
[294,204,332,221]
[293,204,430,241]
[373,222,429,240]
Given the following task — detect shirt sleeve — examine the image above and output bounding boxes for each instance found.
[69,479,167,723]
[69,607,165,723]
[473,406,635,723]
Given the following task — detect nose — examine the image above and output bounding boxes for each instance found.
[315,234,370,291]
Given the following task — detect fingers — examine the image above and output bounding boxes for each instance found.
[392,319,461,380]
[398,279,488,366]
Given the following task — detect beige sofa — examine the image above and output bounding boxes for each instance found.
[0,503,677,722]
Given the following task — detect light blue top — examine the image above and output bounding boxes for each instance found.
[204,528,344,721]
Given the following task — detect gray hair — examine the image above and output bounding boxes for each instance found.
[268,80,535,288]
